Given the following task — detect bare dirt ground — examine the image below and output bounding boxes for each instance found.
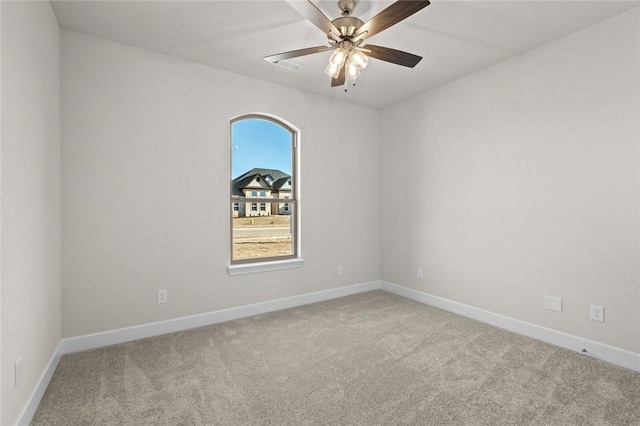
[233,216,292,260]
[233,239,292,260]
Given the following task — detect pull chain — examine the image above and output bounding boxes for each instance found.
[343,79,357,92]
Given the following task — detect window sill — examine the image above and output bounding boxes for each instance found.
[228,258,305,276]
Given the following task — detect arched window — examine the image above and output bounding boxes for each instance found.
[229,114,300,271]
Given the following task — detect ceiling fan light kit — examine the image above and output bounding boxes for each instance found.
[265,0,430,90]
[324,45,369,81]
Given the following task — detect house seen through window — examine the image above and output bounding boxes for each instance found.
[230,115,298,264]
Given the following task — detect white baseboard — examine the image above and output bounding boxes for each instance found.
[381,281,640,373]
[20,279,639,425]
[16,341,63,426]
[61,280,381,355]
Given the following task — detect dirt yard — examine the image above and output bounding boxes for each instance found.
[233,239,292,260]
[232,215,292,260]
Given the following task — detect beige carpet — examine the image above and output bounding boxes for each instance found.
[33,290,640,425]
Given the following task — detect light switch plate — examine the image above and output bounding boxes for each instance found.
[544,295,563,313]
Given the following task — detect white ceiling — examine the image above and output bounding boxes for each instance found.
[51,0,639,109]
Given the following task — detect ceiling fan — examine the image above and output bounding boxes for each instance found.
[264,0,430,89]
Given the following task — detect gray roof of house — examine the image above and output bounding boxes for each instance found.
[272,177,291,190]
[231,168,291,196]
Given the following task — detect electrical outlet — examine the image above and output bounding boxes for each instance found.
[544,295,563,313]
[590,304,604,322]
[417,268,423,279]
[337,265,343,276]
[157,289,168,304]
[15,357,22,387]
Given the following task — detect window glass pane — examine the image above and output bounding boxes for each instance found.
[230,116,296,264]
[232,205,294,262]
[231,119,292,200]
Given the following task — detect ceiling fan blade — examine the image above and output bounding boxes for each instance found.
[354,0,430,41]
[264,45,332,63]
[286,0,341,40]
[331,66,345,87]
[362,44,422,68]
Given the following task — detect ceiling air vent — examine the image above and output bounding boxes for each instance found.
[273,60,303,71]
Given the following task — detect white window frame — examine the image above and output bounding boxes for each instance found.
[229,113,303,275]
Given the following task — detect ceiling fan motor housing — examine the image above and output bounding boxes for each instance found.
[331,16,364,39]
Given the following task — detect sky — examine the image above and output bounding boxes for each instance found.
[231,118,292,179]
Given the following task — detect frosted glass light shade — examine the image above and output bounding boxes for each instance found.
[325,48,348,78]
[351,50,369,69]
[329,48,347,66]
[345,59,361,80]
[325,62,342,79]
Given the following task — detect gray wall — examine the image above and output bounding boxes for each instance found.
[380,8,640,353]
[61,30,381,338]
[1,1,61,424]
